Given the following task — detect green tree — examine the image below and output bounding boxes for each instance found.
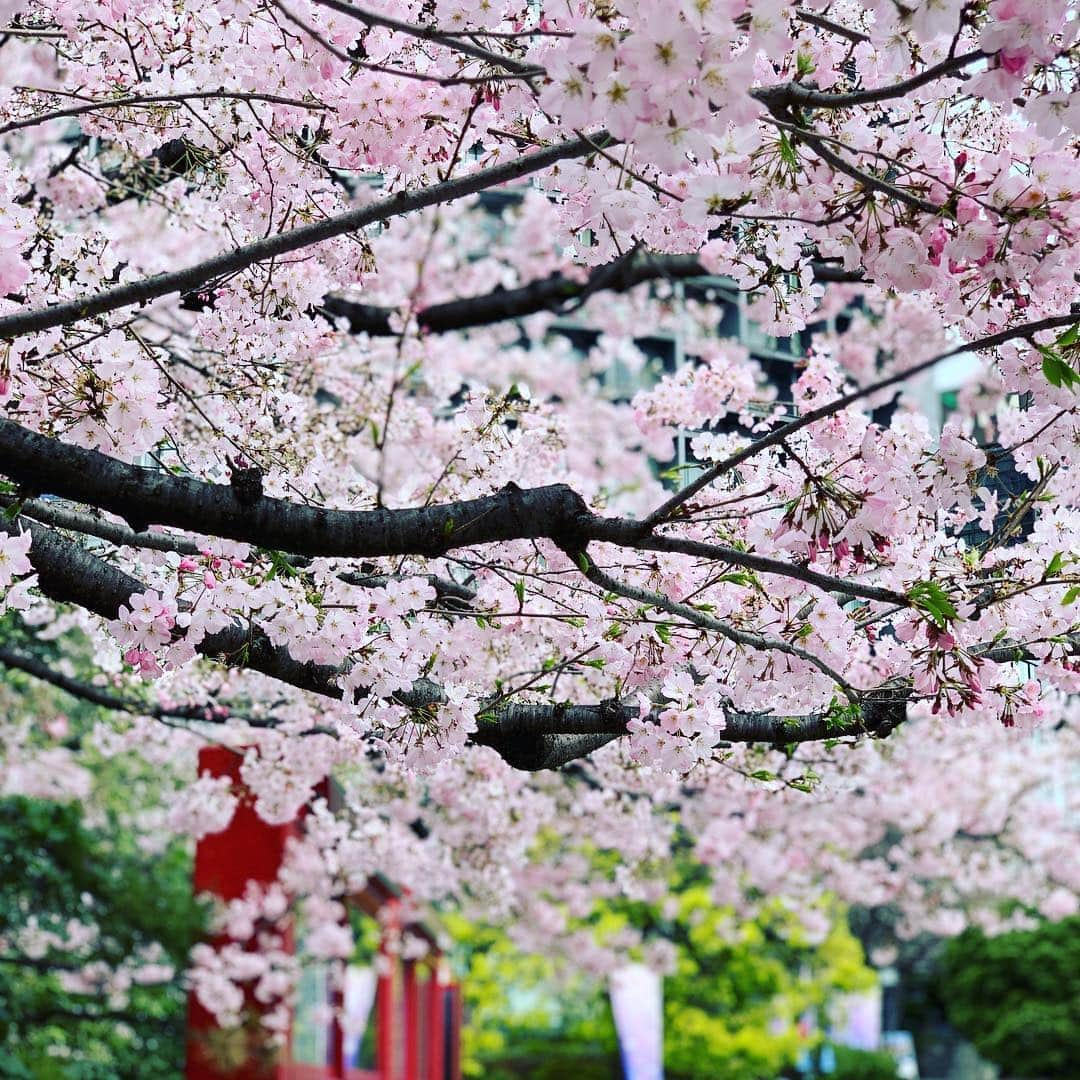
[660,890,872,1080]
[0,796,205,1079]
[0,625,206,1079]
[937,917,1080,1079]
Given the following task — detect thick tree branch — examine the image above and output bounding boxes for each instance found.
[1,516,346,692]
[321,253,704,335]
[475,731,625,770]
[473,691,908,768]
[0,420,916,607]
[0,421,596,555]
[2,494,474,607]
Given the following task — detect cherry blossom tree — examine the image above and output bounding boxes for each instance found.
[0,0,1077,1048]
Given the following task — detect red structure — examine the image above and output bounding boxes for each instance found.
[187,746,462,1080]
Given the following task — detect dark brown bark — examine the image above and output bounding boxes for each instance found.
[0,419,907,606]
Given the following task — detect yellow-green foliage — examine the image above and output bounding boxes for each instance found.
[447,883,877,1080]
[443,916,616,1077]
[661,891,873,1079]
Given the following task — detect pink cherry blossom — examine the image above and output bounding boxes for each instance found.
[0,0,1076,1030]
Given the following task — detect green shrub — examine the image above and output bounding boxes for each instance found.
[831,1043,899,1080]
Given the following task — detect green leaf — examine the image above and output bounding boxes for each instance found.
[262,549,298,580]
[716,572,758,589]
[778,131,798,170]
[655,622,672,645]
[749,769,776,782]
[1039,349,1080,391]
[1046,551,1065,578]
[1063,586,1080,606]
[1054,322,1079,347]
[908,580,959,628]
[660,464,697,480]
[513,579,525,605]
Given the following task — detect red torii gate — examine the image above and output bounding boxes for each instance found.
[186,746,462,1080]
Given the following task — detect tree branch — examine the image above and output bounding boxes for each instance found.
[0,421,596,556]
[0,644,333,732]
[2,494,474,607]
[794,9,871,45]
[0,130,613,340]
[0,414,1003,614]
[337,570,476,605]
[752,50,985,112]
[0,420,924,608]
[769,115,942,214]
[319,252,864,336]
[321,253,703,335]
[643,314,1078,529]
[632,533,908,606]
[568,546,859,696]
[309,0,543,77]
[2,495,202,555]
[0,89,334,137]
[0,644,154,713]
